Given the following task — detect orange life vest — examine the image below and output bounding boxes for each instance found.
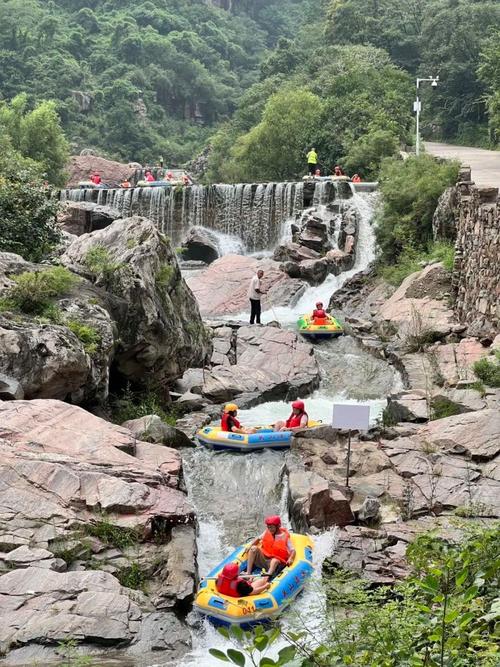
[261,527,291,563]
[216,574,245,597]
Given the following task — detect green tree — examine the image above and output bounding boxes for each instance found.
[230,88,323,181]
[0,94,69,185]
[478,31,500,145]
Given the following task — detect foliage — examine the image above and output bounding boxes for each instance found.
[431,396,462,421]
[0,0,313,164]
[0,139,60,262]
[2,267,77,315]
[83,517,141,551]
[117,561,146,591]
[56,638,93,667]
[84,245,125,288]
[210,625,296,667]
[155,264,174,290]
[380,241,455,287]
[0,94,69,186]
[473,353,500,388]
[110,383,177,426]
[210,526,500,666]
[65,319,102,356]
[375,155,459,266]
[478,31,500,145]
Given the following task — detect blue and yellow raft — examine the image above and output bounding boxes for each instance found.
[194,533,314,626]
[196,422,320,452]
[297,314,343,339]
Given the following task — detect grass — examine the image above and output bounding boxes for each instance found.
[117,561,147,590]
[155,264,174,290]
[66,319,101,355]
[403,306,438,353]
[431,396,462,421]
[83,518,141,550]
[380,241,455,287]
[110,383,177,426]
[1,266,78,315]
[84,245,124,286]
[473,352,500,388]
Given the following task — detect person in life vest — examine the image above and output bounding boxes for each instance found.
[121,178,131,188]
[164,170,174,182]
[306,147,318,175]
[245,516,296,578]
[312,301,327,324]
[273,400,309,432]
[351,174,361,183]
[221,404,256,434]
[182,173,190,186]
[216,562,270,598]
[145,170,155,182]
[90,172,101,185]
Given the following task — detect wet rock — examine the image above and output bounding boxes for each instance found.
[62,216,211,386]
[175,412,211,439]
[122,415,194,448]
[386,392,429,423]
[59,201,122,236]
[150,525,197,611]
[186,254,306,316]
[181,226,220,264]
[274,241,321,263]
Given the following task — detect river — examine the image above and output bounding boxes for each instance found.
[157,190,401,666]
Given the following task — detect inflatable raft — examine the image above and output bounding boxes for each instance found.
[136,180,172,188]
[297,314,343,339]
[196,421,320,452]
[194,533,314,626]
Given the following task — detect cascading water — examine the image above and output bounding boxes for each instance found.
[60,181,311,251]
[170,189,403,667]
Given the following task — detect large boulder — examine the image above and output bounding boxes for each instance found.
[378,263,456,338]
[62,217,212,385]
[186,254,307,316]
[181,226,221,264]
[59,201,122,236]
[201,324,320,403]
[288,469,354,531]
[431,338,491,386]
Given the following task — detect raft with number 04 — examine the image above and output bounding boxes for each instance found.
[194,533,314,627]
[196,422,321,452]
[297,314,343,339]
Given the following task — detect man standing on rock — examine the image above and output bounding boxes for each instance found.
[248,269,264,325]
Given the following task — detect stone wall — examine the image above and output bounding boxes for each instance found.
[452,168,500,336]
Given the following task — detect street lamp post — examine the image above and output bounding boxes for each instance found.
[415,76,439,156]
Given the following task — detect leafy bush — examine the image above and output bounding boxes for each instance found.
[117,562,146,591]
[380,240,455,287]
[376,155,460,266]
[473,353,500,388]
[83,518,140,550]
[3,266,77,315]
[111,384,177,426]
[66,320,101,356]
[84,246,124,288]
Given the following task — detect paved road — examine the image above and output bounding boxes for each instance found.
[425,142,500,189]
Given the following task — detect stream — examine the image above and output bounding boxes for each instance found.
[161,190,401,666]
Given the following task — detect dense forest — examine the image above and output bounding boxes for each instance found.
[0,0,499,179]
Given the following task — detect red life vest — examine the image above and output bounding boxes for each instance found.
[145,173,155,182]
[216,574,245,597]
[261,527,291,563]
[286,411,308,429]
[312,309,326,319]
[221,413,241,432]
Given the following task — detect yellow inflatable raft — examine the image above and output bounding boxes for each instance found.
[297,314,343,339]
[194,533,314,626]
[196,421,321,452]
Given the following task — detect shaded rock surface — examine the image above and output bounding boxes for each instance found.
[62,216,211,386]
[181,226,221,264]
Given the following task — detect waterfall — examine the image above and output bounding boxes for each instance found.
[60,180,350,250]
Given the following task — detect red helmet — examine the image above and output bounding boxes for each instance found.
[316,301,323,307]
[221,563,239,580]
[292,400,305,411]
[265,515,281,527]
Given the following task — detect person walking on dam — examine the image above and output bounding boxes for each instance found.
[306,148,318,175]
[248,269,264,325]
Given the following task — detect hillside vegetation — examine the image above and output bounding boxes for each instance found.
[0,0,310,164]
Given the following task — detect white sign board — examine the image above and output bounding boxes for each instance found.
[332,404,371,431]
